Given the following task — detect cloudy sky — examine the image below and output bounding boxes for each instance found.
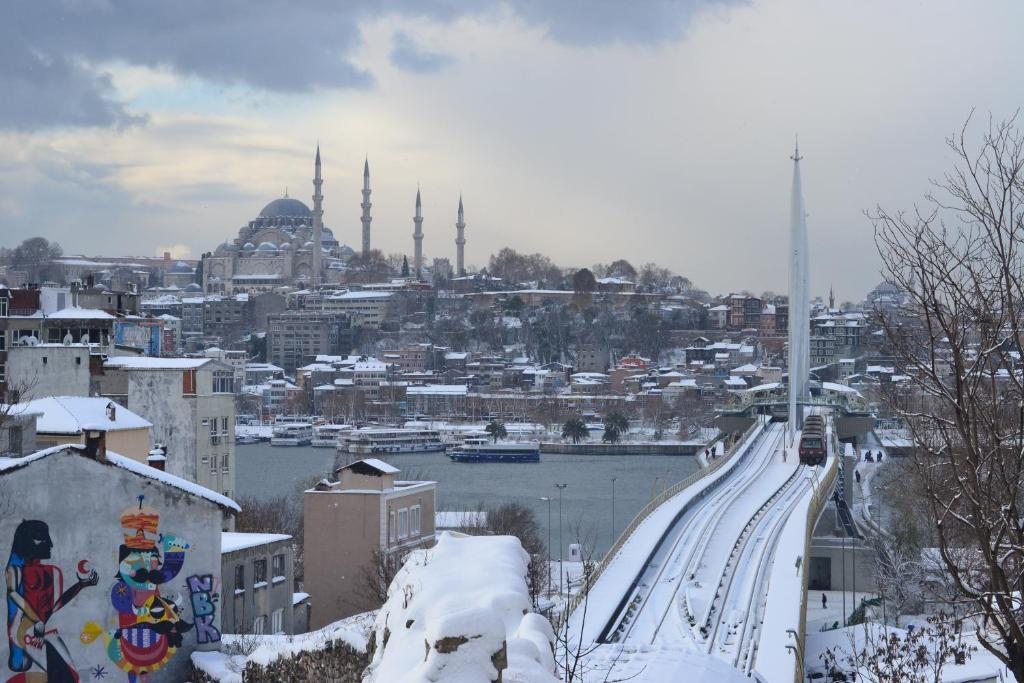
[2,0,1023,301]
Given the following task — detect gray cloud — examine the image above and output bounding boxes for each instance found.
[389,32,456,74]
[2,1,735,131]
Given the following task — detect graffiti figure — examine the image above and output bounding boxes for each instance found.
[81,497,192,683]
[5,519,98,683]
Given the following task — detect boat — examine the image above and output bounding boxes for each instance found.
[235,433,260,445]
[312,424,352,448]
[340,428,445,455]
[270,423,313,446]
[448,437,541,463]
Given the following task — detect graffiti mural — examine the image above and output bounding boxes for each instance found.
[5,519,99,682]
[81,496,193,683]
[185,575,221,644]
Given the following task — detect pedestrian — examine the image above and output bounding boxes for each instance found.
[854,470,861,483]
[782,449,787,462]
[822,593,828,609]
[877,450,884,462]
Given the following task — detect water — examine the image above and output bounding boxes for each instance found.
[235,443,700,557]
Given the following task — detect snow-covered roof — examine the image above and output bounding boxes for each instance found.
[12,396,151,434]
[325,290,392,300]
[47,306,115,320]
[105,357,211,370]
[821,381,861,395]
[444,352,468,360]
[724,377,748,387]
[0,445,238,511]
[733,363,759,373]
[346,458,400,475]
[221,532,292,554]
[406,384,469,396]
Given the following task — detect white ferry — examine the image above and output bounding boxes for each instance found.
[270,423,313,446]
[448,437,540,463]
[311,424,352,448]
[340,428,445,455]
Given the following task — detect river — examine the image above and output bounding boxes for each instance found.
[235,443,700,557]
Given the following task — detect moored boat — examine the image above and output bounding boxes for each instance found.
[448,438,541,463]
[341,428,445,455]
[270,422,313,446]
[312,424,352,448]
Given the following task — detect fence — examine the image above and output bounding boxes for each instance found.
[557,420,763,627]
[793,427,840,683]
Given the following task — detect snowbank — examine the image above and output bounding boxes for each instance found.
[364,532,558,683]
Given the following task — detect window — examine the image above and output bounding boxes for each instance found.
[221,454,230,473]
[254,559,267,585]
[252,616,266,635]
[398,508,409,540]
[389,511,396,543]
[411,505,421,536]
[0,297,7,316]
[0,331,5,351]
[182,369,197,395]
[234,565,245,591]
[8,427,22,455]
[221,417,228,434]
[271,608,284,634]
[0,363,5,382]
[213,370,233,394]
[272,553,285,578]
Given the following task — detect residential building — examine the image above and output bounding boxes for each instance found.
[220,532,299,635]
[98,357,236,501]
[15,396,152,463]
[320,290,393,329]
[0,437,237,683]
[6,344,98,399]
[267,311,351,371]
[304,459,436,626]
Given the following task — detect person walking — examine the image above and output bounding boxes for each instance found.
[822,593,828,609]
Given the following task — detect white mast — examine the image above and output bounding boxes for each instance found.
[787,139,810,440]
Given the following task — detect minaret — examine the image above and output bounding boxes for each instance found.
[412,187,424,279]
[829,285,835,310]
[455,195,466,276]
[361,158,372,256]
[311,145,324,288]
[787,139,810,439]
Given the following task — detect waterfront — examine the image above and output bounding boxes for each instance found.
[235,443,701,557]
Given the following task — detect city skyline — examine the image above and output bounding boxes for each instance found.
[3,0,1023,302]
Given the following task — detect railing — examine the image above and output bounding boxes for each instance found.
[793,428,840,683]
[557,420,762,627]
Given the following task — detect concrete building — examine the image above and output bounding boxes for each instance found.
[6,344,98,399]
[0,439,238,683]
[15,396,152,463]
[0,407,38,457]
[304,459,436,627]
[98,357,236,500]
[220,532,298,635]
[267,311,351,371]
[320,290,393,329]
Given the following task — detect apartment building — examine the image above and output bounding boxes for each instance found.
[304,459,436,627]
[221,533,299,635]
[267,311,351,371]
[98,356,236,500]
[320,290,393,329]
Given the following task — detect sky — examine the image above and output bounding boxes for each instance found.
[2,0,1023,302]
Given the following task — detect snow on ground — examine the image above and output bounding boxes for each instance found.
[363,532,558,683]
[191,611,376,682]
[804,623,1009,682]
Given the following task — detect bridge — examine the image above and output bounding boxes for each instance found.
[560,418,838,682]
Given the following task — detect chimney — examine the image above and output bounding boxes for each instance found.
[82,428,108,461]
[164,251,171,261]
[147,444,167,472]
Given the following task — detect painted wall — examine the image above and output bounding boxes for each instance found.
[0,449,225,683]
[8,346,92,399]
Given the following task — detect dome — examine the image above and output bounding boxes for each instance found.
[170,261,193,274]
[257,241,278,252]
[280,242,292,250]
[259,197,312,219]
[243,242,256,250]
[184,283,202,292]
[304,241,315,248]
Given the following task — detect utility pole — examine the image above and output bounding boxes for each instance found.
[540,496,552,595]
[610,476,617,546]
[555,483,568,600]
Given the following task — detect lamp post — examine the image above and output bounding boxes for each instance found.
[540,496,552,595]
[610,476,617,545]
[555,483,568,600]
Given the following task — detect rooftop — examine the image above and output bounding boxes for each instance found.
[11,397,151,435]
[221,532,292,554]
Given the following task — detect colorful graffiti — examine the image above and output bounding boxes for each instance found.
[5,519,98,682]
[81,496,193,683]
[185,575,221,644]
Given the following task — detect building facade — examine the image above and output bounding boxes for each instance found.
[220,533,298,635]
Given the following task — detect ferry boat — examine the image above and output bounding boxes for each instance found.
[311,424,352,448]
[448,437,541,463]
[270,423,313,446]
[235,433,260,445]
[340,428,445,455]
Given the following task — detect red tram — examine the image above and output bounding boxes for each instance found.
[798,414,826,466]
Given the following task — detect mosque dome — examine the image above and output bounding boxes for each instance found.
[243,242,256,250]
[184,283,202,292]
[259,197,312,219]
[280,242,292,250]
[170,261,194,274]
[257,241,278,252]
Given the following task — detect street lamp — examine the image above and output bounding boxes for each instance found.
[555,483,568,600]
[610,476,617,545]
[540,496,553,595]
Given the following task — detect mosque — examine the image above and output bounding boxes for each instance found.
[203,148,356,294]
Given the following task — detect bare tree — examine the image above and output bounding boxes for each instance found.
[872,113,1024,678]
